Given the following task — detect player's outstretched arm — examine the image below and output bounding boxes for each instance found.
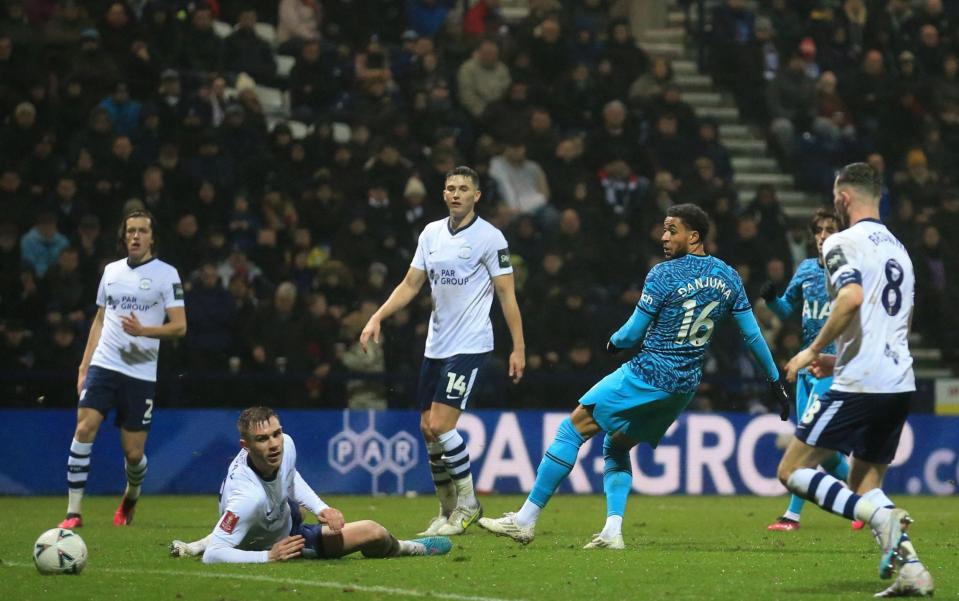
[785,283,862,382]
[733,310,790,419]
[759,281,794,320]
[360,267,426,352]
[493,273,525,383]
[608,306,653,352]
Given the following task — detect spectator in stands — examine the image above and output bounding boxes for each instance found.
[177,5,223,75]
[185,261,236,373]
[489,138,552,224]
[277,0,321,55]
[766,52,815,163]
[20,210,69,278]
[225,8,277,84]
[456,38,510,120]
[711,0,755,88]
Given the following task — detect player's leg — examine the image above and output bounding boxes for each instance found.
[113,378,155,526]
[61,407,105,528]
[316,520,451,558]
[416,358,457,535]
[770,374,815,530]
[116,428,148,525]
[479,403,601,543]
[777,436,905,549]
[62,366,118,528]
[431,353,489,536]
[583,432,636,549]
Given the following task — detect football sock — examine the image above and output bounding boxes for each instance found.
[601,515,623,539]
[427,441,457,516]
[601,434,631,537]
[67,439,93,515]
[363,533,401,558]
[862,488,919,561]
[821,452,850,481]
[519,418,585,527]
[438,430,476,508]
[396,539,423,556]
[787,468,878,522]
[784,495,805,521]
[124,455,148,501]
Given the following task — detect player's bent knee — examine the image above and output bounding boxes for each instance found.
[776,462,796,486]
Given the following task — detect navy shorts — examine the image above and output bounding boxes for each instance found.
[416,352,491,412]
[795,389,910,464]
[289,499,328,559]
[79,365,156,431]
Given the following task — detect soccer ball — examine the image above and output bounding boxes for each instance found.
[33,528,87,575]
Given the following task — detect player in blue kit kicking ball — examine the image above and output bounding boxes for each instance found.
[762,209,860,531]
[480,204,789,549]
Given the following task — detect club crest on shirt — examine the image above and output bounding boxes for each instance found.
[219,510,239,533]
[139,278,152,290]
[458,243,472,259]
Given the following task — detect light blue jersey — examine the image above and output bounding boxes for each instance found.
[626,254,752,393]
[768,258,836,358]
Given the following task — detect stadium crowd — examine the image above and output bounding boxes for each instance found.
[0,0,952,411]
[708,0,959,364]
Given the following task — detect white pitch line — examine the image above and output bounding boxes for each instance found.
[3,563,527,601]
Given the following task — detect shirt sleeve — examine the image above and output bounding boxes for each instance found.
[609,306,653,349]
[482,228,513,277]
[731,269,751,313]
[95,271,107,308]
[822,235,862,291]
[162,267,185,309]
[202,492,268,564]
[636,265,669,317]
[768,264,805,319]
[293,471,328,515]
[411,230,427,271]
[733,310,780,382]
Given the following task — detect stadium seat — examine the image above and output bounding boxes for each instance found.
[287,120,311,140]
[254,22,277,46]
[255,85,287,116]
[212,20,233,38]
[276,55,294,79]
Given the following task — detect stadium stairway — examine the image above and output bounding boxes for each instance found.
[644,3,953,378]
[644,14,821,219]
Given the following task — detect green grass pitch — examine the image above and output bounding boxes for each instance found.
[4,495,956,600]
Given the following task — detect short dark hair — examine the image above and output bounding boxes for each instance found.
[116,209,158,255]
[836,162,881,199]
[667,203,710,243]
[809,208,839,234]
[237,406,278,440]
[444,165,480,190]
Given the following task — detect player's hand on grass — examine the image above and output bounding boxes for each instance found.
[318,507,345,532]
[508,349,525,384]
[268,535,305,561]
[770,379,791,421]
[121,312,145,336]
[359,317,381,353]
[809,354,836,378]
[759,281,779,302]
[605,340,622,355]
[785,347,818,383]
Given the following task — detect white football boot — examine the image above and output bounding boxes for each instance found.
[477,512,535,544]
[583,533,625,550]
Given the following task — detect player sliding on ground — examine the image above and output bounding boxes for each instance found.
[480,204,789,549]
[778,163,933,597]
[169,407,451,563]
[360,166,525,537]
[760,209,859,532]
